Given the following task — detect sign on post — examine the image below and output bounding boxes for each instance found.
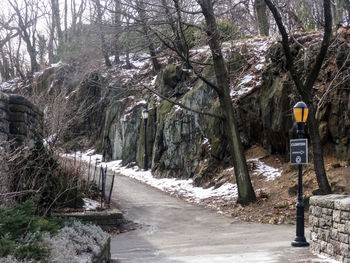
[290,139,308,164]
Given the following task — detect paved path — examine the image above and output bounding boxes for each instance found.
[110,174,329,263]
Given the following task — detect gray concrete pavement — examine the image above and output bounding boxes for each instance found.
[110,174,331,263]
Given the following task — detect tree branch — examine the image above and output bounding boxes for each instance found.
[141,84,224,120]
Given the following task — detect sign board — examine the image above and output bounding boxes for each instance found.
[290,138,308,164]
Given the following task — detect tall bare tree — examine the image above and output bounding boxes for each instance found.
[196,0,256,205]
[135,0,161,73]
[264,0,332,194]
[8,0,40,73]
[94,0,112,67]
[255,0,269,36]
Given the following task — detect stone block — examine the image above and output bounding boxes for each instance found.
[312,216,320,227]
[311,231,318,241]
[8,94,32,107]
[8,104,30,113]
[334,210,341,223]
[339,223,346,233]
[312,206,322,217]
[340,243,350,257]
[320,241,328,252]
[325,215,333,227]
[342,211,350,220]
[8,112,27,122]
[327,243,334,256]
[53,209,124,226]
[339,233,349,244]
[9,122,27,135]
[320,229,330,242]
[320,216,332,228]
[311,242,321,254]
[322,207,333,216]
[331,229,339,240]
[310,195,347,208]
[335,196,350,212]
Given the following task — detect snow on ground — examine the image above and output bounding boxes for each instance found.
[249,158,282,181]
[67,149,282,209]
[83,198,100,211]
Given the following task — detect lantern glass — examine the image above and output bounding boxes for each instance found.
[293,102,308,123]
[142,109,149,120]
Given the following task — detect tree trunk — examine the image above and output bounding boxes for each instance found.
[0,48,11,81]
[255,0,269,36]
[48,20,55,64]
[197,0,256,205]
[306,104,332,193]
[113,0,121,64]
[331,0,344,26]
[64,0,68,42]
[96,0,112,67]
[51,0,63,46]
[125,18,132,69]
[136,0,161,73]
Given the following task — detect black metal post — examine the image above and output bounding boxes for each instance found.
[108,172,115,205]
[87,156,91,183]
[101,168,105,209]
[143,118,148,171]
[292,122,309,247]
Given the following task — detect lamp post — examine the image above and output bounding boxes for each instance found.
[291,101,309,247]
[142,109,149,171]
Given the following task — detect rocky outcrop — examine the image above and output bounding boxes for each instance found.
[103,97,146,165]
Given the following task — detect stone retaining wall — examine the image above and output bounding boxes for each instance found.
[0,91,43,200]
[0,92,43,147]
[310,194,350,262]
[92,237,111,263]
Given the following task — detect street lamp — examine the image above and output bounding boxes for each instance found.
[142,109,149,171]
[291,101,309,247]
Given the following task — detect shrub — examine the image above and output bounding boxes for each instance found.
[0,198,71,261]
[7,140,85,215]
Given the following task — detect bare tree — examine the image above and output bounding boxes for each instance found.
[113,0,121,64]
[195,0,256,205]
[94,0,112,67]
[264,0,332,194]
[135,0,161,73]
[255,0,269,36]
[7,0,40,73]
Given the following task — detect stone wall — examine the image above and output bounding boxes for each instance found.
[0,92,43,146]
[0,91,43,200]
[310,195,350,262]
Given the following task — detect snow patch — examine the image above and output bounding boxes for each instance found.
[250,158,281,181]
[83,198,100,211]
